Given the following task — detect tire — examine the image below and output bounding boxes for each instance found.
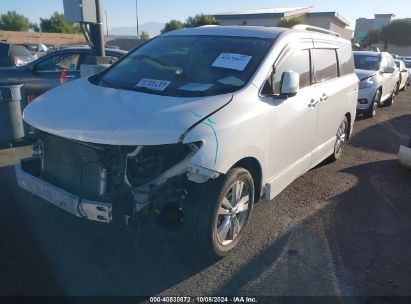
[184,167,255,257]
[330,117,349,162]
[365,89,381,118]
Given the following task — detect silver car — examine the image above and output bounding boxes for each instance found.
[354,51,400,118]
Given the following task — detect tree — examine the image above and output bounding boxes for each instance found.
[140,31,150,40]
[161,20,184,34]
[364,28,382,45]
[277,17,304,28]
[40,12,81,34]
[185,14,218,28]
[381,19,411,48]
[0,11,30,31]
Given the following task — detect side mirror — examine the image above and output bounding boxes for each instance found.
[383,66,396,74]
[280,71,299,97]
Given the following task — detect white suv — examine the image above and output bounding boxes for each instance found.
[16,25,358,257]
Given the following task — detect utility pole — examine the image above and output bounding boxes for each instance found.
[136,0,139,38]
[105,9,109,36]
[90,0,105,57]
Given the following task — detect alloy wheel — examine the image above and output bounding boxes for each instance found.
[335,119,348,158]
[216,180,251,246]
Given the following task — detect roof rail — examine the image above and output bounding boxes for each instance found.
[292,24,341,38]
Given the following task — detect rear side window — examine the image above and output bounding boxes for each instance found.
[313,49,338,82]
[271,49,311,94]
[36,53,80,71]
[337,46,354,76]
[9,45,32,57]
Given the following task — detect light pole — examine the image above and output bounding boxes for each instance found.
[105,9,109,36]
[136,0,139,38]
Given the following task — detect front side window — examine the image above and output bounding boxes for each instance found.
[97,35,275,97]
[354,54,381,71]
[269,50,311,94]
[35,53,80,71]
[313,49,338,82]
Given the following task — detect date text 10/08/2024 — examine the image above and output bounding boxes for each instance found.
[149,297,258,303]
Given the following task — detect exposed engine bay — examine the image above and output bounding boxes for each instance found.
[18,131,217,226]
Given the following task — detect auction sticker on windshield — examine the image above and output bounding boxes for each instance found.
[136,79,171,91]
[212,53,252,71]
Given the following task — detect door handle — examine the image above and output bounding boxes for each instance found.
[66,75,77,79]
[308,99,319,108]
[320,93,329,102]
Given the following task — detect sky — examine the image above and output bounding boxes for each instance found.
[0,0,410,29]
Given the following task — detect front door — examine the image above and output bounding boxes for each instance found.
[263,45,319,199]
[20,52,82,96]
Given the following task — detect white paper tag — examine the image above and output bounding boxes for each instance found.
[136,79,171,91]
[212,53,252,71]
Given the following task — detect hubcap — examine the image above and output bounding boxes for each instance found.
[216,181,250,246]
[335,120,348,156]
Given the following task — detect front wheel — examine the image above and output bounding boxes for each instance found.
[330,117,349,162]
[365,89,381,118]
[184,167,255,257]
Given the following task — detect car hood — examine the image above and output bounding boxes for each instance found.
[24,78,232,145]
[355,69,378,81]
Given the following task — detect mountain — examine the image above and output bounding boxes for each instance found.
[109,21,165,38]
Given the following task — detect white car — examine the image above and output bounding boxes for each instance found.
[354,51,401,118]
[394,59,408,91]
[405,60,411,86]
[16,25,358,257]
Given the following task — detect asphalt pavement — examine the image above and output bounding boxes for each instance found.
[1,89,411,297]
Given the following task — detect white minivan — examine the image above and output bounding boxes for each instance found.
[16,25,358,257]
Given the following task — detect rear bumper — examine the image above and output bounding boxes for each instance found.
[15,162,112,223]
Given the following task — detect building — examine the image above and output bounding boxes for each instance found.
[213,7,353,40]
[354,14,396,41]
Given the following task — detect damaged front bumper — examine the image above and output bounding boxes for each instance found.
[15,160,113,223]
[15,135,221,225]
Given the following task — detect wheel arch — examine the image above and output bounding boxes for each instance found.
[345,112,352,140]
[232,157,263,203]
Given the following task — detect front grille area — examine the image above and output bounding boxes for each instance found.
[41,133,106,200]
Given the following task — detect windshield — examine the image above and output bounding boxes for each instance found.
[354,54,381,71]
[405,61,411,69]
[97,35,274,97]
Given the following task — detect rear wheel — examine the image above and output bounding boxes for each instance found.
[365,89,381,118]
[184,168,254,257]
[330,117,349,161]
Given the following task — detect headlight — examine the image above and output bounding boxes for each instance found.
[359,77,375,89]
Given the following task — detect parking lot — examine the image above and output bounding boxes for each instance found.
[0,89,411,296]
